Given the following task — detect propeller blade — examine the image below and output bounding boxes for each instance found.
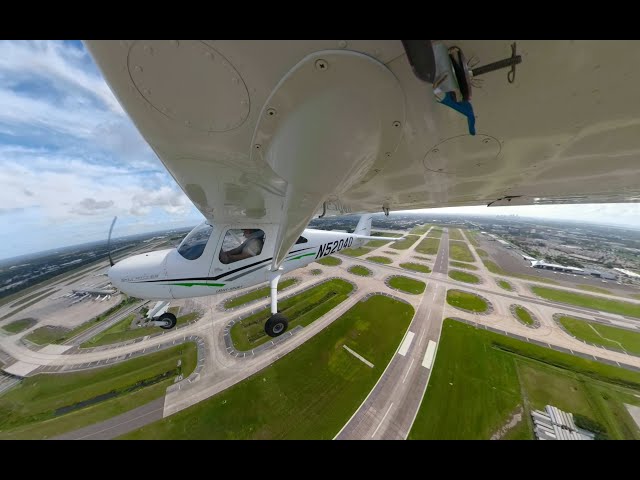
[107,216,117,267]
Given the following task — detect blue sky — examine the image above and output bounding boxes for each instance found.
[1,41,639,260]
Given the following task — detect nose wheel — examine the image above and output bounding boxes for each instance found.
[157,312,177,330]
[265,313,289,337]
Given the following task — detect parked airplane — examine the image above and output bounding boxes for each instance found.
[85,40,640,336]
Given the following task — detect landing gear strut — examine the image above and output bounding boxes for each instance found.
[265,269,289,338]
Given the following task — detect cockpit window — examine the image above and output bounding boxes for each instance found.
[295,236,308,244]
[219,229,266,264]
[177,223,214,260]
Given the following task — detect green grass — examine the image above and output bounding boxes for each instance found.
[347,265,371,277]
[389,234,420,250]
[371,232,403,238]
[558,315,640,355]
[448,270,480,284]
[2,318,37,334]
[121,295,414,440]
[316,256,342,266]
[415,237,440,255]
[427,229,443,238]
[532,286,640,318]
[0,343,197,439]
[578,284,612,295]
[410,224,431,235]
[364,239,390,248]
[514,306,535,326]
[632,294,640,301]
[223,278,297,309]
[400,263,431,274]
[10,287,55,308]
[388,276,425,295]
[367,256,393,264]
[24,326,70,345]
[450,261,478,271]
[310,269,322,275]
[476,248,488,258]
[413,255,431,261]
[1,289,59,320]
[409,319,640,439]
[466,230,480,247]
[449,241,474,262]
[449,229,464,241]
[81,311,200,348]
[497,279,513,291]
[340,246,373,257]
[230,279,354,351]
[446,290,488,312]
[384,251,399,255]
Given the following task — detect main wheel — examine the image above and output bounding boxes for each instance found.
[158,312,177,330]
[265,313,288,338]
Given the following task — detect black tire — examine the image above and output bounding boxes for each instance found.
[265,313,288,338]
[158,312,177,330]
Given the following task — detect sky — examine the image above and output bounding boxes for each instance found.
[1,40,640,261]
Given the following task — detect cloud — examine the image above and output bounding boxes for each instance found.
[70,197,115,215]
[130,186,191,216]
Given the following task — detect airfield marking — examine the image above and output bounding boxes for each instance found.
[342,345,374,368]
[372,402,394,438]
[402,358,415,383]
[398,331,415,357]
[422,340,437,369]
[76,407,165,439]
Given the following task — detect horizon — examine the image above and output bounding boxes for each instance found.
[2,40,640,260]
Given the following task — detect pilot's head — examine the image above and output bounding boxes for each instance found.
[243,228,256,237]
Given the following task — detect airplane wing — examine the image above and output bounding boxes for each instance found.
[85,40,640,266]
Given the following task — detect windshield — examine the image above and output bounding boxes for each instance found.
[177,222,214,260]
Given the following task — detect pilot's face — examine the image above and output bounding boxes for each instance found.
[243,229,253,237]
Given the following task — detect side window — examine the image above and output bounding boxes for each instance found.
[177,223,214,260]
[219,229,266,264]
[295,236,308,244]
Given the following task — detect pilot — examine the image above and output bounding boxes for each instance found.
[219,229,264,264]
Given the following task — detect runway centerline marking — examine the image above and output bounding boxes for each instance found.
[372,402,394,438]
[403,358,415,383]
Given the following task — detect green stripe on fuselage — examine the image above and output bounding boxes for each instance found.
[286,252,317,262]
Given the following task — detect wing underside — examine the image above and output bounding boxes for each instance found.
[85,40,640,264]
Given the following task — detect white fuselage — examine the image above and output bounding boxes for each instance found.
[108,226,365,300]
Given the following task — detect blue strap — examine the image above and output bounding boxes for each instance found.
[438,92,476,135]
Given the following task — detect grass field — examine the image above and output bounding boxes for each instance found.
[230,279,354,351]
[81,311,200,348]
[449,229,464,241]
[557,315,640,355]
[427,229,443,239]
[532,286,640,318]
[364,239,391,248]
[367,256,393,264]
[465,230,479,247]
[316,256,342,266]
[400,263,431,274]
[310,269,322,275]
[449,241,474,262]
[409,319,640,439]
[410,225,431,235]
[514,306,535,326]
[415,237,440,255]
[578,285,612,295]
[223,278,297,309]
[388,276,425,295]
[389,234,420,250]
[450,261,478,271]
[347,265,371,277]
[24,326,70,345]
[384,251,399,255]
[633,294,640,301]
[497,279,513,291]
[448,270,480,284]
[371,232,403,238]
[340,246,373,257]
[476,248,488,258]
[122,295,415,439]
[0,343,197,439]
[446,290,488,312]
[2,318,37,334]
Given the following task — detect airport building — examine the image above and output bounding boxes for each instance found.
[531,405,595,440]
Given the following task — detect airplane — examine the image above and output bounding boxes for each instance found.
[84,40,640,338]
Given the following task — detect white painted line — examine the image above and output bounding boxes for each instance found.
[372,403,394,438]
[343,345,374,368]
[418,329,426,347]
[398,331,415,356]
[403,358,415,383]
[422,340,437,369]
